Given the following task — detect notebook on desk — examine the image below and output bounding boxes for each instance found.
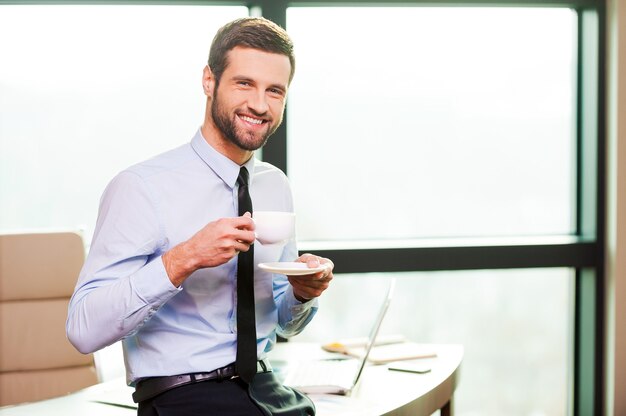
[282,279,396,395]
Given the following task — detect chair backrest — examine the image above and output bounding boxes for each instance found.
[0,232,98,406]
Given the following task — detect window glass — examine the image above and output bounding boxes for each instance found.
[0,5,248,241]
[0,3,248,381]
[293,269,573,415]
[287,7,577,241]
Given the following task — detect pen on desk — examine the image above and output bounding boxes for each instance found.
[388,366,431,374]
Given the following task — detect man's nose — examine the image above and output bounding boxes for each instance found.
[247,90,269,115]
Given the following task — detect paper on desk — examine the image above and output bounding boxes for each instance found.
[321,334,406,353]
[323,337,437,365]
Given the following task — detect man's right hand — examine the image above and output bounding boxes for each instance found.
[162,213,255,287]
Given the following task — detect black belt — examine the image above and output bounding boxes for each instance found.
[132,359,272,403]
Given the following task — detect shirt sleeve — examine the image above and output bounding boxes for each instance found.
[66,171,181,354]
[275,283,319,338]
[272,239,319,338]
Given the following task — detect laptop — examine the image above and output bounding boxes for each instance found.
[282,279,396,395]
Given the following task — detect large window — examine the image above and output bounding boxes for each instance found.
[287,7,577,241]
[0,1,605,415]
[277,3,604,416]
[286,7,579,413]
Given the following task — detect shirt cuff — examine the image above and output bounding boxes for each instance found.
[131,256,181,306]
[285,285,319,316]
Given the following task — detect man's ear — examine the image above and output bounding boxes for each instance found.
[202,65,215,97]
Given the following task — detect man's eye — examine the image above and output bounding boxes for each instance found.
[238,81,250,86]
[269,88,284,96]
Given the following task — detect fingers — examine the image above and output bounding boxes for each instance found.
[288,274,332,300]
[289,253,335,301]
[232,229,256,245]
[214,215,255,245]
[295,253,334,279]
[233,239,252,253]
[182,216,256,267]
[231,214,255,233]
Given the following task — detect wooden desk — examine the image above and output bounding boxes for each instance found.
[0,343,462,416]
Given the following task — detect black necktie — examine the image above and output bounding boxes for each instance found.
[236,166,256,383]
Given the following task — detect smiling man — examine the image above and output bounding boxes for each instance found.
[67,17,332,416]
[207,47,288,154]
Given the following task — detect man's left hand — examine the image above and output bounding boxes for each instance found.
[288,253,334,302]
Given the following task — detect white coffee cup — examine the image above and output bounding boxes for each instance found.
[253,211,295,244]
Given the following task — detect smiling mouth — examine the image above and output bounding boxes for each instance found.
[238,114,267,126]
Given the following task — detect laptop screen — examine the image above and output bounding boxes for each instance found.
[350,278,396,388]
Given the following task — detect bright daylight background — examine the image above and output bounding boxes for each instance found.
[0,5,576,415]
[286,7,576,415]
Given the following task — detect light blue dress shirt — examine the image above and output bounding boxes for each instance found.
[66,129,317,385]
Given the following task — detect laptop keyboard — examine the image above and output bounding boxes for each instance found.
[285,359,358,387]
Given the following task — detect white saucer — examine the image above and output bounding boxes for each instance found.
[258,262,328,276]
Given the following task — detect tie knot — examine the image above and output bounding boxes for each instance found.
[237,166,249,187]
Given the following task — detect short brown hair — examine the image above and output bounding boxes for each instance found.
[208,17,295,84]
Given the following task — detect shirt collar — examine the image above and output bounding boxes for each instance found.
[191,128,256,188]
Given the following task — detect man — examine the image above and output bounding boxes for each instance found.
[67,17,333,415]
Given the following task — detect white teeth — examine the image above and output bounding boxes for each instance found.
[240,115,263,125]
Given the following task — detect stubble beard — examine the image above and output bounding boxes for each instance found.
[211,83,281,152]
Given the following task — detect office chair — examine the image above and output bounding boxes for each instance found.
[0,232,98,406]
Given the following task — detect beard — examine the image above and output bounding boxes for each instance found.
[211,83,282,151]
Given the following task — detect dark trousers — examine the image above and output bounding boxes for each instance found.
[137,373,315,416]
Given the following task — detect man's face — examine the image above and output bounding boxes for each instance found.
[210,47,291,151]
